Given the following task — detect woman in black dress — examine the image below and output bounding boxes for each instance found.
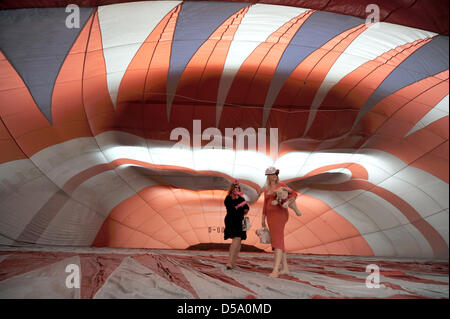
[224,180,249,269]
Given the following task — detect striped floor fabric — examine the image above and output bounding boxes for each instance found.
[0,248,447,299]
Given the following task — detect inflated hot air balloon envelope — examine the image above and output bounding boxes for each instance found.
[0,0,448,298]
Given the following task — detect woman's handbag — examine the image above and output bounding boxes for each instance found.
[242,216,251,231]
[256,227,270,244]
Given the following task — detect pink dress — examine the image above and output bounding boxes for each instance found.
[263,183,297,252]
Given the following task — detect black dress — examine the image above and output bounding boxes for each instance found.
[224,195,249,240]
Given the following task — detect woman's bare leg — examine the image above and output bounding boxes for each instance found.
[227,238,237,268]
[231,238,242,268]
[279,251,290,275]
[268,248,283,277]
[227,238,241,268]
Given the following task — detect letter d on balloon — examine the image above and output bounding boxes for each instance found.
[365,264,380,288]
[65,264,80,289]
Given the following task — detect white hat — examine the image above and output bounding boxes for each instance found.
[265,166,279,175]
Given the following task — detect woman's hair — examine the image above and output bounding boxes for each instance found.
[228,181,241,196]
[265,174,279,189]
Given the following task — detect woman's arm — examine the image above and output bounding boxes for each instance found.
[243,197,250,214]
[281,183,297,200]
[261,192,267,227]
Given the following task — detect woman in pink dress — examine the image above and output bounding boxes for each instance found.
[262,166,298,278]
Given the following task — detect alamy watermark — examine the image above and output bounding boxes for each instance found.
[365,264,380,288]
[65,263,80,289]
[170,120,279,158]
[366,4,380,28]
[65,4,80,29]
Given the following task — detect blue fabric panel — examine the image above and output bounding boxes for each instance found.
[358,35,449,122]
[0,7,94,123]
[167,1,249,99]
[271,11,364,96]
